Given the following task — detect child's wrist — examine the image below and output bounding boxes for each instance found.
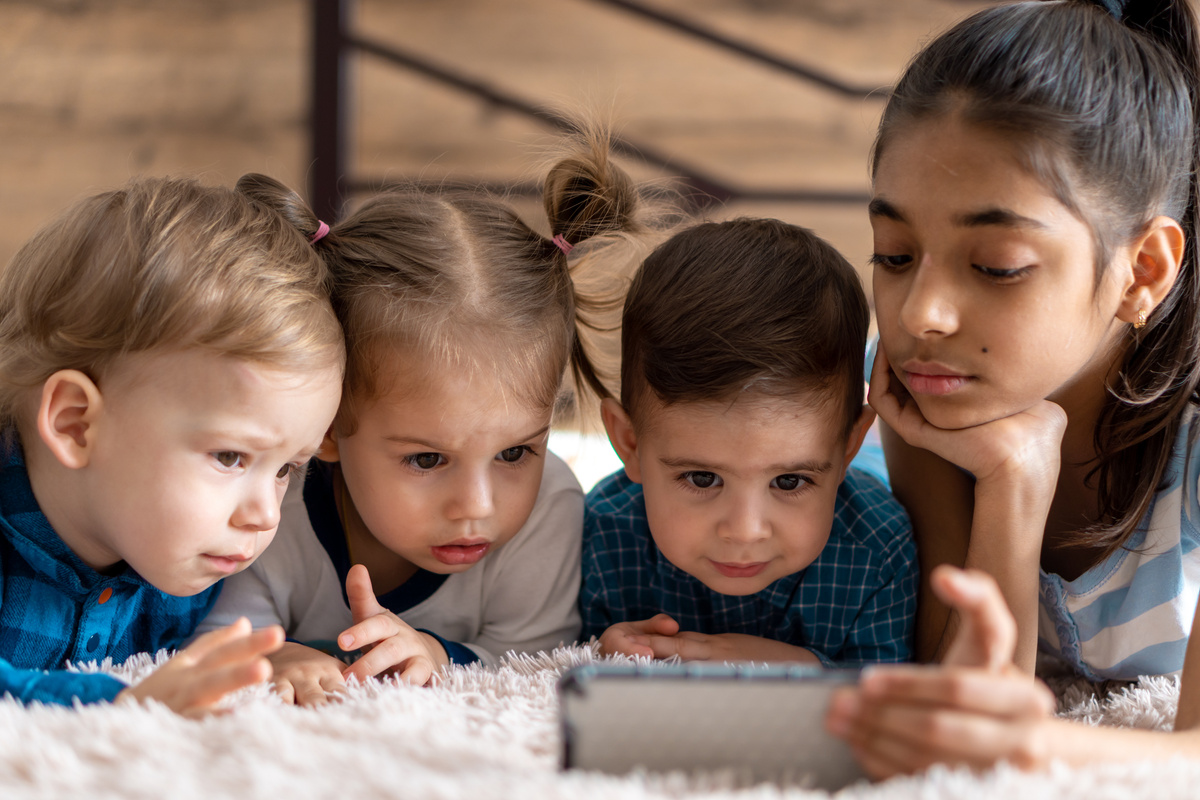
[419,631,451,667]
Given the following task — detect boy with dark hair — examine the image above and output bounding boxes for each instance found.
[582,218,916,666]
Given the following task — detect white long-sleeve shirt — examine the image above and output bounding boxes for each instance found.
[199,452,584,666]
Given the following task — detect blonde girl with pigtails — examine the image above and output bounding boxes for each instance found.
[199,129,670,705]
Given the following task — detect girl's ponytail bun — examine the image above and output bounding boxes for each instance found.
[542,128,642,250]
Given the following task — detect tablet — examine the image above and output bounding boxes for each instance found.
[558,662,867,790]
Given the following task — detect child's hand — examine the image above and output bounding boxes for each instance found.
[117,617,283,717]
[633,631,822,664]
[825,565,1056,778]
[868,345,1066,487]
[268,641,347,706]
[598,614,681,657]
[339,564,449,686]
[602,615,821,663]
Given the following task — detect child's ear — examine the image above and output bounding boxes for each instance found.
[1118,215,1184,327]
[839,405,876,479]
[600,397,643,483]
[317,424,341,463]
[37,370,103,469]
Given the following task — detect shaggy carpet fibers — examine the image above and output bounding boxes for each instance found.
[0,645,1196,800]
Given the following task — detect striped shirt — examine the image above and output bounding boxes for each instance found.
[581,468,917,666]
[1038,406,1200,680]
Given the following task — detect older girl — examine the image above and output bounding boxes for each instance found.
[827,0,1200,774]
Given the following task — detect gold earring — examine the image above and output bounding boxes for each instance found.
[1135,307,1147,330]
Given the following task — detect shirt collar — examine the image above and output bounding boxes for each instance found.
[0,439,147,596]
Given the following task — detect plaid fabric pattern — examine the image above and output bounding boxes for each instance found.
[0,444,219,705]
[581,468,917,666]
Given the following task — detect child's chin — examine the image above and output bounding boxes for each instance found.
[914,396,1013,431]
[697,574,771,597]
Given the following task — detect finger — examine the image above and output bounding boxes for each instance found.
[338,614,406,652]
[343,637,414,681]
[319,673,348,697]
[847,698,1042,772]
[176,656,274,710]
[826,689,916,780]
[192,625,285,671]
[638,634,701,660]
[867,345,906,423]
[858,665,1056,717]
[173,617,253,666]
[395,658,435,687]
[932,566,1017,670]
[272,677,297,705]
[345,564,385,625]
[616,635,657,658]
[292,676,332,707]
[643,614,680,636]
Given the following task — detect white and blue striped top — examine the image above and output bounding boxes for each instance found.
[1038,406,1200,681]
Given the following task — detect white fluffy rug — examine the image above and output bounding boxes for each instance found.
[1,645,1198,799]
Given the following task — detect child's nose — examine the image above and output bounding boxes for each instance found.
[899,256,959,338]
[232,479,281,532]
[719,499,770,544]
[448,470,495,521]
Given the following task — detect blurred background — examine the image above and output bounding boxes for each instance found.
[1,0,997,484]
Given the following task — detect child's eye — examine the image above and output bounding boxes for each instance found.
[681,471,721,489]
[771,474,810,492]
[496,445,533,464]
[214,451,244,469]
[972,263,1033,282]
[406,452,445,471]
[868,253,912,272]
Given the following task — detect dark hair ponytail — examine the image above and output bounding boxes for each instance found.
[875,0,1200,555]
[1092,0,1200,554]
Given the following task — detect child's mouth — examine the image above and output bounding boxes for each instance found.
[431,542,490,566]
[710,560,768,578]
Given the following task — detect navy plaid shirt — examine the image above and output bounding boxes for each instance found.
[581,468,917,666]
[0,444,219,705]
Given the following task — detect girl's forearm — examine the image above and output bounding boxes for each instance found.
[961,474,1054,673]
[1035,717,1200,766]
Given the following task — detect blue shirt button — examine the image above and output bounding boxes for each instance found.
[86,634,100,653]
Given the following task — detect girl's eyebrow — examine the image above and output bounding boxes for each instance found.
[870,197,1047,231]
[954,208,1047,230]
[868,197,905,222]
[384,425,550,450]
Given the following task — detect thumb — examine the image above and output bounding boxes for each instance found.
[345,564,384,624]
[934,565,1016,671]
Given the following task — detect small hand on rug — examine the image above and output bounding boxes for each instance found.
[267,641,348,706]
[339,564,449,687]
[599,613,820,662]
[118,616,283,717]
[825,566,1056,778]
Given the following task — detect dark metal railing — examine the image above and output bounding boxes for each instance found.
[309,0,882,221]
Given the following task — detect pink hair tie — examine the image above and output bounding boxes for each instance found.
[310,220,330,245]
[551,234,573,255]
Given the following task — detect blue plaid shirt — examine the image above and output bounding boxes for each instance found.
[0,444,219,705]
[581,468,917,666]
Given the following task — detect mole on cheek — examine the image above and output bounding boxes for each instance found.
[982,347,989,354]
